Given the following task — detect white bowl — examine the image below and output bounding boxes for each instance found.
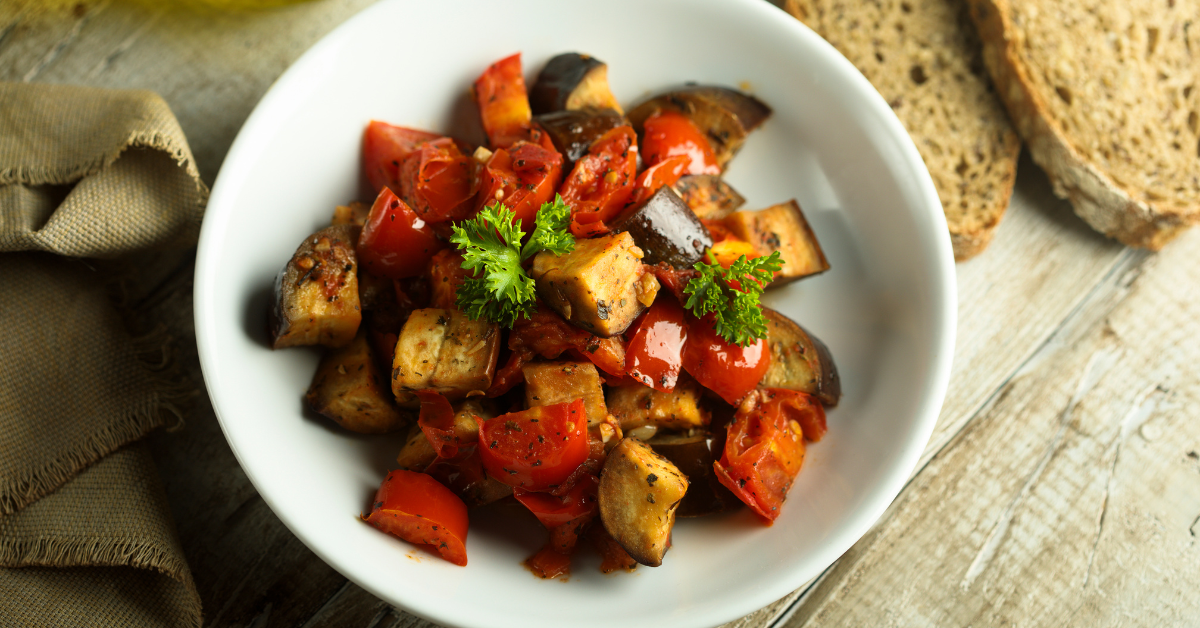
[194,1,956,626]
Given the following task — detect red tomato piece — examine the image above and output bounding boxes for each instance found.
[626,154,690,208]
[415,390,463,459]
[625,294,688,391]
[474,53,534,149]
[559,126,638,227]
[477,400,589,492]
[524,545,573,579]
[398,138,477,223]
[476,142,564,226]
[682,314,770,405]
[641,110,721,176]
[514,473,599,532]
[357,187,446,279]
[509,306,627,378]
[362,470,469,565]
[362,121,441,195]
[713,389,823,523]
[427,249,473,310]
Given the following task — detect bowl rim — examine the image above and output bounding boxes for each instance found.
[194,0,957,626]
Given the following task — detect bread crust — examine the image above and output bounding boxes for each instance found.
[968,0,1196,250]
[786,0,1021,261]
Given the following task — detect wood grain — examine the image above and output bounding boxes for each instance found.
[784,224,1200,626]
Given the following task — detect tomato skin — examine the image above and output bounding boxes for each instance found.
[508,306,627,379]
[427,249,473,310]
[477,400,589,492]
[682,314,770,405]
[475,53,535,149]
[476,142,564,225]
[415,390,463,459]
[357,188,447,279]
[362,121,441,195]
[713,389,823,524]
[626,154,690,208]
[641,110,721,176]
[362,470,469,566]
[559,125,638,227]
[398,138,478,223]
[515,474,600,578]
[625,294,688,391]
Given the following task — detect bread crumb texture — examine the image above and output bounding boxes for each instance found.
[970,0,1200,249]
[786,0,1021,260]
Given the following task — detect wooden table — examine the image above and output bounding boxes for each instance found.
[6,1,1199,625]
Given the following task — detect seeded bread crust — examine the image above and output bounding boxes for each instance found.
[785,0,1022,260]
[968,0,1200,249]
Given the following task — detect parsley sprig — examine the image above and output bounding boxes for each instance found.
[451,195,574,327]
[683,251,784,347]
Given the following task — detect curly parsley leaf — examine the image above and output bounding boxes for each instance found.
[522,194,574,260]
[683,251,784,346]
[451,198,576,327]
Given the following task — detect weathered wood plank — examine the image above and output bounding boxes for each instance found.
[783,227,1200,625]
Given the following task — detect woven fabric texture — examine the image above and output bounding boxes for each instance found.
[0,82,207,627]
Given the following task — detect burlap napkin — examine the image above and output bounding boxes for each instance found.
[0,83,207,627]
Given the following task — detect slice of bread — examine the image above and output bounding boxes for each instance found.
[785,0,1022,260]
[968,0,1199,250]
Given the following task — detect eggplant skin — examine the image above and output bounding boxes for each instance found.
[270,224,362,349]
[648,432,740,518]
[532,108,625,166]
[612,186,712,268]
[627,86,772,170]
[671,175,746,221]
[599,437,689,567]
[530,53,623,115]
[759,308,841,407]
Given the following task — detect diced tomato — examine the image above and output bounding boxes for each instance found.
[567,217,612,239]
[507,305,627,379]
[515,474,600,579]
[477,400,589,492]
[682,313,770,405]
[586,523,638,573]
[475,53,535,149]
[625,294,688,391]
[647,262,698,304]
[559,125,638,227]
[514,473,599,532]
[626,154,690,208]
[415,390,465,459]
[641,110,721,176]
[427,249,473,310]
[713,389,823,523]
[357,187,446,279]
[362,121,441,195]
[398,137,477,223]
[362,470,469,566]
[476,142,564,226]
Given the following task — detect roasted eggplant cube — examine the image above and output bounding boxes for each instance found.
[627,86,771,170]
[306,328,412,434]
[529,52,623,115]
[530,232,648,337]
[648,432,740,518]
[760,308,841,407]
[724,200,830,286]
[532,107,626,166]
[522,361,608,427]
[613,186,712,268]
[671,174,746,221]
[606,377,708,432]
[391,308,500,401]
[396,423,437,470]
[270,224,362,349]
[599,437,689,567]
